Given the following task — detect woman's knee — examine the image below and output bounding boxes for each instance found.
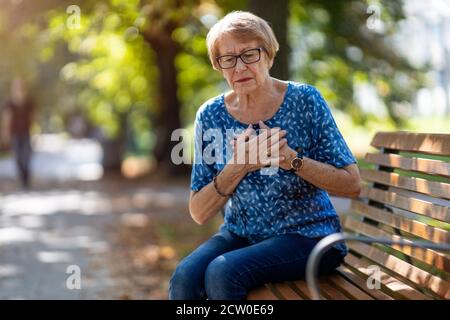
[318,248,344,275]
[204,255,247,300]
[169,260,205,300]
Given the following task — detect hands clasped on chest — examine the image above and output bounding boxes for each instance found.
[228,120,297,174]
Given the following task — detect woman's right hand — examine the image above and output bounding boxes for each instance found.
[229,124,287,173]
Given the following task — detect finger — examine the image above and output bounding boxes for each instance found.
[233,126,253,157]
[262,128,283,145]
[260,156,285,167]
[279,138,287,148]
[259,130,286,152]
[236,124,252,137]
[246,136,261,164]
[270,138,287,153]
[241,124,257,142]
[259,140,285,161]
[258,120,270,130]
[257,127,280,147]
[234,127,254,148]
[234,141,248,164]
[268,130,287,147]
[235,125,265,158]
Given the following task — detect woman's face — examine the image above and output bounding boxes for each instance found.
[216,34,272,95]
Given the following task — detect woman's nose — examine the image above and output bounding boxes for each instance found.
[234,58,247,72]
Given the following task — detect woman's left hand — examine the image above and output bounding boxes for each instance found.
[258,121,297,171]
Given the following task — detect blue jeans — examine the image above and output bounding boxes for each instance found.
[11,134,32,188]
[169,224,344,300]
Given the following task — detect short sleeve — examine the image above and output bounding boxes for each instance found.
[307,86,356,168]
[190,109,217,191]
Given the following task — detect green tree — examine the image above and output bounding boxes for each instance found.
[249,0,289,81]
[289,0,427,125]
[43,1,157,169]
[43,0,224,174]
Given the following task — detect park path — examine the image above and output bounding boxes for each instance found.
[0,135,190,299]
[0,179,191,299]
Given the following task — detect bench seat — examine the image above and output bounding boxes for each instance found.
[247,132,450,300]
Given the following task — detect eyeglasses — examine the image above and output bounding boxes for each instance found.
[216,48,263,69]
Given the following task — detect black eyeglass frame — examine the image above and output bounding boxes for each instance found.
[215,47,265,69]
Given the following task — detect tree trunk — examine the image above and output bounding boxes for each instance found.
[143,26,188,176]
[248,0,290,80]
[100,113,127,172]
[101,135,125,171]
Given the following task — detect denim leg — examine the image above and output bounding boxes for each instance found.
[204,233,343,300]
[12,135,32,187]
[169,225,248,300]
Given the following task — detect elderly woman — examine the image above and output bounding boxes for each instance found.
[169,11,361,300]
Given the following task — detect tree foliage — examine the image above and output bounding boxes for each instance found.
[44,1,156,140]
[289,0,427,125]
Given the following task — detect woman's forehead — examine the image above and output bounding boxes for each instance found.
[216,35,259,55]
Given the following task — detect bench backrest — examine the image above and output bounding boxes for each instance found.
[342,131,450,299]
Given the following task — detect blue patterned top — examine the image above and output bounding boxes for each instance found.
[190,81,356,256]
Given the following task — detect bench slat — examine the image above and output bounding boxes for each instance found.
[360,169,450,200]
[336,266,394,300]
[360,185,450,222]
[289,280,313,299]
[371,132,450,156]
[326,273,374,300]
[351,200,450,245]
[318,279,351,300]
[246,284,279,300]
[365,153,450,178]
[343,215,450,273]
[270,282,303,300]
[348,242,450,299]
[285,281,310,299]
[287,270,394,300]
[345,253,431,300]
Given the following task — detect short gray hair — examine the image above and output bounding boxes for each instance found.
[206,11,279,70]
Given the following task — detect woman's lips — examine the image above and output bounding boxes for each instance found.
[235,77,252,83]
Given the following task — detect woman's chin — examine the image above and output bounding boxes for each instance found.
[233,81,258,94]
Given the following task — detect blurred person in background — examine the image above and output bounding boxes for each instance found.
[1,77,36,189]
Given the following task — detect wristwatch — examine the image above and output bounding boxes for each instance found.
[290,152,304,172]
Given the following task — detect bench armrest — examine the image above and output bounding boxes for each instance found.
[305,233,450,300]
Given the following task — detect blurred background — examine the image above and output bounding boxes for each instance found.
[0,0,449,299]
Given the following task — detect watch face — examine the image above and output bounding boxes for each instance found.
[291,157,303,169]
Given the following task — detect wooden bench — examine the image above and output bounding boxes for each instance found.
[247,131,450,300]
